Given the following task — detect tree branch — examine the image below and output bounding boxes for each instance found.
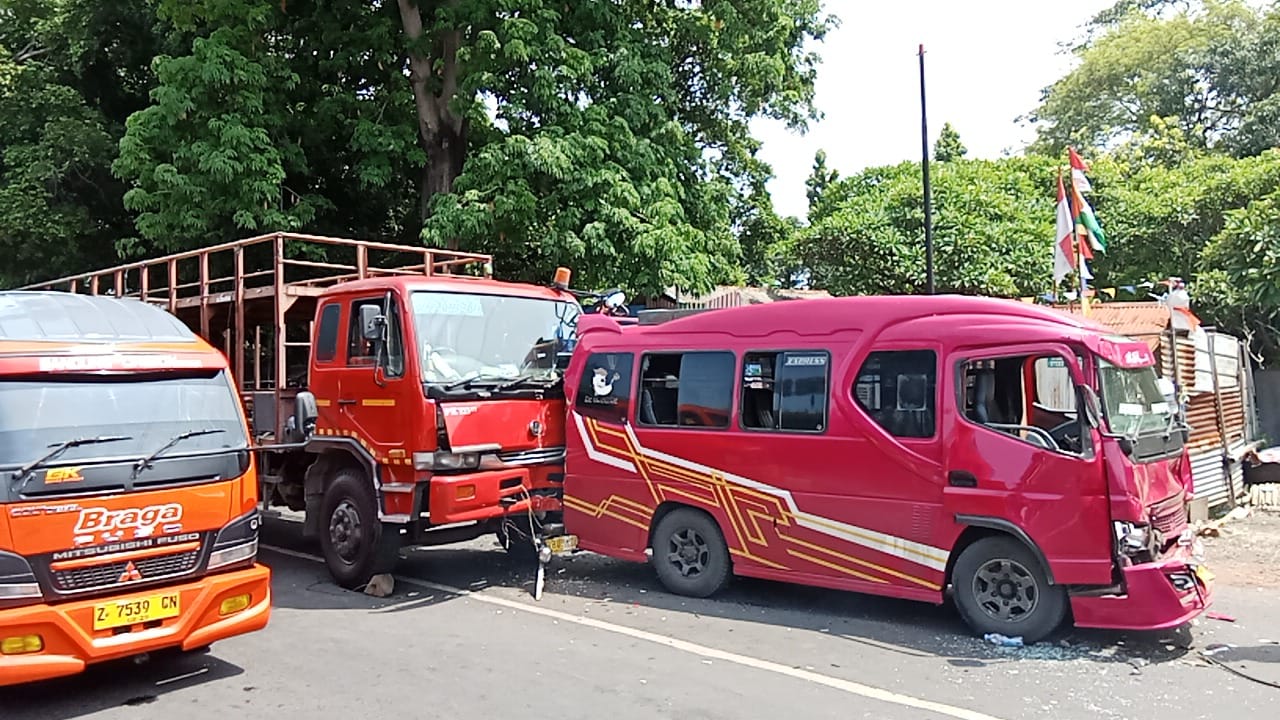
[14,42,51,64]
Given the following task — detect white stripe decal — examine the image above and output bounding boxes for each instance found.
[573,412,638,473]
[570,412,947,573]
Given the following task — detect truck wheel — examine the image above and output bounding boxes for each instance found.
[952,536,1066,643]
[651,508,731,598]
[319,467,399,589]
[496,515,539,564]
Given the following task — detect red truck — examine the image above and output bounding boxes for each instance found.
[24,234,584,588]
[558,295,1212,641]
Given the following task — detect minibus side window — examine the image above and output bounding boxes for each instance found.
[637,351,735,429]
[576,351,635,424]
[741,350,830,433]
[853,350,937,438]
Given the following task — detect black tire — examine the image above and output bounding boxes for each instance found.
[318,467,400,589]
[650,508,731,598]
[496,515,540,564]
[952,536,1067,642]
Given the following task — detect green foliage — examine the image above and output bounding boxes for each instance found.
[0,0,162,286]
[1090,150,1280,285]
[933,122,967,162]
[103,0,833,295]
[798,156,1062,297]
[1029,0,1279,157]
[1197,151,1280,364]
[805,149,838,219]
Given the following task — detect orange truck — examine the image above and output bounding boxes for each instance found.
[0,291,271,687]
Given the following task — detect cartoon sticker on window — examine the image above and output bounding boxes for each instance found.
[577,352,633,423]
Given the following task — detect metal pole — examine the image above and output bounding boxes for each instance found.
[918,44,934,295]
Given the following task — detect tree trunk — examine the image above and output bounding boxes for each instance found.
[397,0,468,248]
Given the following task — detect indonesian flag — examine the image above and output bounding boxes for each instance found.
[1054,169,1091,284]
[1069,147,1092,193]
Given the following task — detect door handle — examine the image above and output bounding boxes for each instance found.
[338,398,357,406]
[948,470,978,488]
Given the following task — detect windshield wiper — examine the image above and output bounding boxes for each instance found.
[11,435,133,492]
[496,373,561,392]
[131,428,226,480]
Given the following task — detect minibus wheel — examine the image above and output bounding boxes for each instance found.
[319,467,398,589]
[651,508,731,598]
[952,536,1066,642]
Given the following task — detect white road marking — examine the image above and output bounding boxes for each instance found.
[260,543,1005,720]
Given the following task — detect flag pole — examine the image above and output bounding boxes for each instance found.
[918,44,935,295]
[1063,159,1089,317]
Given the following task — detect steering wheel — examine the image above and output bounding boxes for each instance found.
[1047,420,1081,451]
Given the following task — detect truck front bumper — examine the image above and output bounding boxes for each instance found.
[0,563,270,687]
[1070,555,1212,631]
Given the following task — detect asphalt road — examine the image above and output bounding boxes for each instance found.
[4,518,1278,720]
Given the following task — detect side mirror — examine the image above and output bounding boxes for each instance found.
[602,289,626,310]
[1079,385,1102,429]
[360,304,385,341]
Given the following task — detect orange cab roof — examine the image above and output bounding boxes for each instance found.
[321,274,571,303]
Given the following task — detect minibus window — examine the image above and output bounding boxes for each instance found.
[638,352,734,429]
[576,351,635,424]
[853,350,937,438]
[742,351,830,433]
[960,353,1086,455]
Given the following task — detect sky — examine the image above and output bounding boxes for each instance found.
[753,0,1118,219]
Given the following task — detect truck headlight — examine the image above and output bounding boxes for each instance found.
[413,451,481,471]
[0,550,41,608]
[209,510,260,571]
[1113,521,1151,556]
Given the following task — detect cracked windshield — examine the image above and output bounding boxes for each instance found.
[413,291,581,383]
[1097,359,1174,438]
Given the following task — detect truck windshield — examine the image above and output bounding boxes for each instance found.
[411,291,580,383]
[1097,359,1176,441]
[0,371,249,480]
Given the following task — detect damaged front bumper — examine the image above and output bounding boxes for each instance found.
[1070,546,1213,631]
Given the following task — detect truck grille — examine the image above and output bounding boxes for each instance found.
[52,549,201,593]
[1149,494,1189,544]
[496,447,565,465]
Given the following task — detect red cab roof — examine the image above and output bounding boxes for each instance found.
[579,294,1156,369]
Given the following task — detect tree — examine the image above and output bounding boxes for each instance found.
[0,0,164,286]
[1196,165,1280,364]
[797,156,1062,298]
[933,122,967,162]
[111,0,836,295]
[1027,0,1277,157]
[804,149,838,219]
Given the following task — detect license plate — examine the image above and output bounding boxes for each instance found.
[93,592,181,631]
[1194,565,1215,584]
[544,534,578,555]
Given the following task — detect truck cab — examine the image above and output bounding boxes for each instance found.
[561,295,1210,641]
[294,275,581,585]
[0,292,270,686]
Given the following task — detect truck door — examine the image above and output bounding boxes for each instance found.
[338,292,411,473]
[942,344,1113,586]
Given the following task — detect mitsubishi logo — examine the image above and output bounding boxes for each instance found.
[119,561,142,583]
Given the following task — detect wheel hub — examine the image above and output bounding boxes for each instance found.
[972,558,1039,623]
[667,528,709,578]
[329,499,363,564]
